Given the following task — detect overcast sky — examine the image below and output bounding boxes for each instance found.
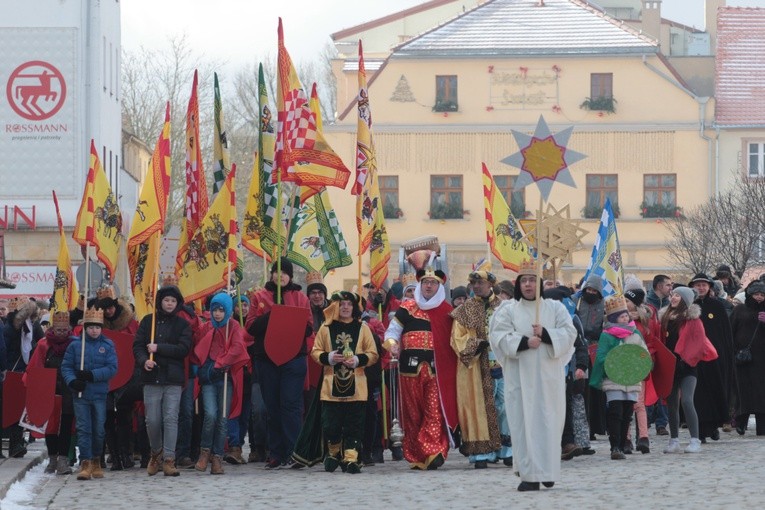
[121,0,765,78]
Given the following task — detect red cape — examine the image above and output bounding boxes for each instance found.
[426,300,458,433]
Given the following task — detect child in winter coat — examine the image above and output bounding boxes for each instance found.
[193,293,249,475]
[590,295,648,460]
[61,308,118,480]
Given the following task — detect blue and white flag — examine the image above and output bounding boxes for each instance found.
[582,198,623,297]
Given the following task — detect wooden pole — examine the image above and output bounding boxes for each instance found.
[222,261,232,417]
[281,185,298,257]
[276,172,283,305]
[149,231,161,362]
[535,195,543,324]
[79,242,91,398]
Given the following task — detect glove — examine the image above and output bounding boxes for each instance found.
[758,311,765,323]
[212,367,226,380]
[75,370,94,382]
[69,379,87,392]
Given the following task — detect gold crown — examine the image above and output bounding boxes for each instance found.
[306,271,324,287]
[604,295,628,317]
[96,286,117,301]
[417,266,446,284]
[161,274,179,287]
[518,259,537,276]
[83,307,104,325]
[51,311,70,329]
[401,273,417,288]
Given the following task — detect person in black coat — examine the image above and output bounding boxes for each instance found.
[133,285,192,476]
[731,281,765,435]
[689,274,736,441]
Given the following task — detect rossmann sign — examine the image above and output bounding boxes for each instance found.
[0,28,77,199]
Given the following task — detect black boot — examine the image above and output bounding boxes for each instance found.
[110,453,124,471]
[518,481,540,491]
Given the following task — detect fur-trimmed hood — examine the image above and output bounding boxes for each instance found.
[658,303,701,321]
[103,298,136,331]
[11,301,39,329]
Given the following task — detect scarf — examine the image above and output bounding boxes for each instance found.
[414,283,446,311]
[603,321,637,339]
[21,319,33,364]
[45,328,72,358]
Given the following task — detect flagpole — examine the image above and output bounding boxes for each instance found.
[276,172,282,305]
[535,195,543,324]
[282,185,298,257]
[223,261,232,417]
[149,230,161,362]
[79,241,91,398]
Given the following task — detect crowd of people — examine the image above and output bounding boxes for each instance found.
[1,260,764,491]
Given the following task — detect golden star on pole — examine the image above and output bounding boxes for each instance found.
[518,204,588,263]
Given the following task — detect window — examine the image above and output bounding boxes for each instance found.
[747,142,765,177]
[430,175,463,219]
[494,175,526,218]
[590,73,613,99]
[584,174,618,218]
[379,176,401,219]
[434,75,458,112]
[642,173,679,218]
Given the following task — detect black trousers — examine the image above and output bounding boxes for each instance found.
[607,399,635,451]
[322,401,366,455]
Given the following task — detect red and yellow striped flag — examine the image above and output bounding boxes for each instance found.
[483,163,531,272]
[354,41,389,288]
[52,191,77,313]
[128,103,172,320]
[273,18,350,191]
[176,70,210,276]
[73,139,122,279]
[178,164,238,303]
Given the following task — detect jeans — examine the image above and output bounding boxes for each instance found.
[175,378,195,459]
[143,385,182,459]
[647,401,669,429]
[73,397,107,459]
[255,357,306,462]
[200,380,232,456]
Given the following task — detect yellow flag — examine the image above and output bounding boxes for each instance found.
[128,103,172,320]
[482,163,531,272]
[72,139,123,279]
[52,191,77,313]
[178,165,238,303]
[353,42,389,288]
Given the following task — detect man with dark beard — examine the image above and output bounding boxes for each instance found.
[688,273,736,442]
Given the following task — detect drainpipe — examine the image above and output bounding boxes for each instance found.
[715,125,721,195]
[696,97,714,197]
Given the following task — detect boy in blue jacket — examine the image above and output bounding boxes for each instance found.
[61,308,118,480]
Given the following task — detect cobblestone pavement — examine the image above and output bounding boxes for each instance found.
[3,427,765,509]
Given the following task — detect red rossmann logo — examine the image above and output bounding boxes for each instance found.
[6,60,67,121]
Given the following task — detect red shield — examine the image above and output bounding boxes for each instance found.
[265,304,309,366]
[651,340,677,399]
[106,329,136,391]
[2,371,26,428]
[25,367,57,426]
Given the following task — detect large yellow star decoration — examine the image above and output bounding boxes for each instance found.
[518,204,588,263]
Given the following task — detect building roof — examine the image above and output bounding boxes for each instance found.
[715,7,765,127]
[331,0,460,41]
[393,0,657,58]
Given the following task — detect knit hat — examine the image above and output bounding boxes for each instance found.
[672,286,696,308]
[624,275,644,292]
[624,288,645,307]
[271,257,293,280]
[715,264,732,279]
[389,281,403,300]
[451,286,468,305]
[746,281,765,296]
[497,280,515,298]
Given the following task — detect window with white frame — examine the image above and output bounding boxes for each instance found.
[747,142,765,178]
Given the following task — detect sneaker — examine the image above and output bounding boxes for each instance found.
[474,460,488,469]
[736,424,746,436]
[580,447,596,455]
[610,449,626,460]
[656,426,669,436]
[45,457,57,474]
[684,438,702,453]
[264,458,281,470]
[663,438,682,454]
[282,458,303,469]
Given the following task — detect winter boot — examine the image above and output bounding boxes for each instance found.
[110,452,124,471]
[56,455,73,475]
[684,437,702,453]
[248,445,266,463]
[663,438,682,454]
[636,437,650,454]
[163,458,180,477]
[210,455,224,475]
[45,456,57,474]
[224,446,246,465]
[147,450,162,476]
[77,460,93,481]
[91,458,104,479]
[195,448,211,472]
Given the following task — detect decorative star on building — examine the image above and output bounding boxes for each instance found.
[501,115,587,201]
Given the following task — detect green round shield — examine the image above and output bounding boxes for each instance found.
[604,343,653,386]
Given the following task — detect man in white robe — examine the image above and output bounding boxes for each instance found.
[489,261,576,491]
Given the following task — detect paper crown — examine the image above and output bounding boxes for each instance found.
[51,311,70,330]
[416,266,446,284]
[401,273,417,288]
[96,286,117,301]
[604,295,628,317]
[161,274,179,287]
[306,271,324,287]
[518,259,537,276]
[83,307,104,325]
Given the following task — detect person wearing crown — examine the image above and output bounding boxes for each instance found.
[292,291,378,473]
[489,260,576,491]
[95,285,139,335]
[383,264,457,470]
[450,269,509,469]
[61,308,118,481]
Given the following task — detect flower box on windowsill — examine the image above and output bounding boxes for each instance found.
[428,203,467,220]
[639,202,684,219]
[581,203,620,219]
[433,100,459,113]
[383,204,404,220]
[580,96,617,114]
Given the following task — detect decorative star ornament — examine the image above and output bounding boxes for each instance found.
[518,204,588,263]
[501,116,587,201]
